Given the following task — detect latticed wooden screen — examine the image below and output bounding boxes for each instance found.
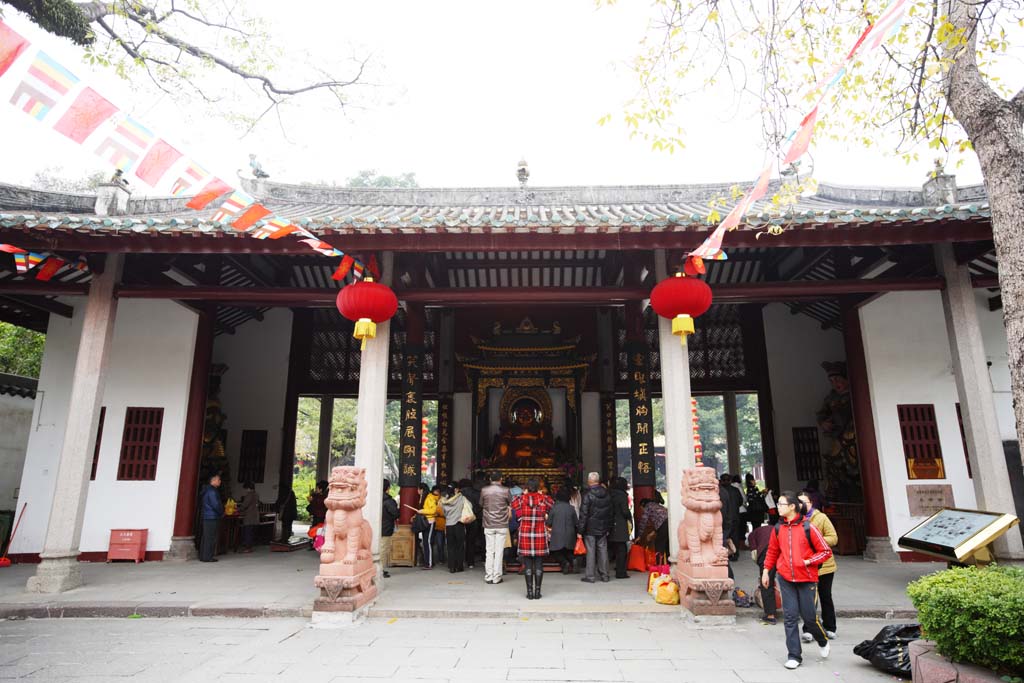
[238,430,268,484]
[116,407,164,481]
[792,426,822,481]
[955,403,972,478]
[90,407,106,481]
[896,404,946,479]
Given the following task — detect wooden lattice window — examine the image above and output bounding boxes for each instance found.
[90,407,106,481]
[897,404,946,480]
[792,427,822,481]
[956,403,972,478]
[238,430,268,484]
[116,407,164,481]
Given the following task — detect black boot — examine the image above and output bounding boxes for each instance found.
[525,570,535,599]
[535,568,543,600]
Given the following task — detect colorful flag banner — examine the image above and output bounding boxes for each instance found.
[332,255,355,281]
[95,116,155,171]
[0,243,26,254]
[211,190,254,223]
[134,139,183,187]
[299,238,341,256]
[231,203,272,231]
[9,51,78,121]
[264,217,298,239]
[53,87,118,144]
[0,21,29,78]
[185,177,231,210]
[782,107,818,165]
[13,252,43,273]
[35,257,64,281]
[352,261,365,278]
[171,161,207,196]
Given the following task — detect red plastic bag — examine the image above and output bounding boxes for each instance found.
[307,523,323,539]
[573,535,586,555]
[649,563,670,576]
[627,543,648,572]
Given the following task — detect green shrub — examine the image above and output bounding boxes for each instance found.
[907,565,1024,675]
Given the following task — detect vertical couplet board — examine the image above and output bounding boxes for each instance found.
[399,347,424,487]
[627,343,656,489]
[437,394,453,483]
[601,394,617,481]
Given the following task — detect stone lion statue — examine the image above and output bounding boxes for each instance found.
[678,466,730,571]
[320,466,373,567]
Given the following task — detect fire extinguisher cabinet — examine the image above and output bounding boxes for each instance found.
[107,529,147,563]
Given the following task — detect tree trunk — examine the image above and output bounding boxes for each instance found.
[945,1,1024,469]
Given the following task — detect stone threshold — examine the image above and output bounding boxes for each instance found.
[0,602,916,620]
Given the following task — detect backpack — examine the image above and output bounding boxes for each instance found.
[773,518,814,550]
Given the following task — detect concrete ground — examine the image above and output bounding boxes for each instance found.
[0,550,940,619]
[0,614,916,682]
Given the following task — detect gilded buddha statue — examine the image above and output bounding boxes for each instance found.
[491,400,557,468]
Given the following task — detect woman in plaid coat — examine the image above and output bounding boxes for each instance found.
[510,478,554,600]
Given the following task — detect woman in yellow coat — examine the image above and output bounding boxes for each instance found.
[798,490,839,640]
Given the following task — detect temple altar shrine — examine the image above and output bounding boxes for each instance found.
[0,164,1022,605]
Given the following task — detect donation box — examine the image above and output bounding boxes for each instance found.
[107,528,148,563]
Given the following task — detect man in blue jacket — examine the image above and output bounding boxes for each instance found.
[199,473,224,562]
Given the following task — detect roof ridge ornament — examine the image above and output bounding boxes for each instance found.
[516,158,534,205]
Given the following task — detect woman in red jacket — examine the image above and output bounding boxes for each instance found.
[511,478,554,600]
[761,491,833,670]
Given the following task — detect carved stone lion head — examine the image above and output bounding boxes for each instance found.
[328,466,368,510]
[681,466,722,513]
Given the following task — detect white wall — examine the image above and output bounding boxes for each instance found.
[0,392,34,510]
[212,308,292,505]
[762,304,846,492]
[860,291,985,552]
[12,299,197,555]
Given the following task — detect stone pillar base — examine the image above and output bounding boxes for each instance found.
[863,536,900,563]
[165,536,198,561]
[26,554,83,593]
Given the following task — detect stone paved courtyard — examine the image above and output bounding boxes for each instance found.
[0,615,913,682]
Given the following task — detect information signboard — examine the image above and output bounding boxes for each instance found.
[898,507,1020,562]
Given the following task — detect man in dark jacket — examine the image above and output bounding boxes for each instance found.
[199,473,223,562]
[577,472,613,583]
[381,479,399,578]
[608,477,633,579]
[719,473,743,576]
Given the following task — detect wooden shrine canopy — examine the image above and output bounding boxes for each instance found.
[0,175,1001,334]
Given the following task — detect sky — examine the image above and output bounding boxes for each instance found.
[0,1,1017,195]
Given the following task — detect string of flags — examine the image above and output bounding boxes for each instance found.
[0,243,86,281]
[0,20,369,282]
[686,0,909,274]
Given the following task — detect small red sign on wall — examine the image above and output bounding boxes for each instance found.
[107,529,147,563]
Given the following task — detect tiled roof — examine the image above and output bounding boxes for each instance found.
[0,373,37,399]
[0,177,991,236]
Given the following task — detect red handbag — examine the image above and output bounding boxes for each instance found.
[627,543,648,572]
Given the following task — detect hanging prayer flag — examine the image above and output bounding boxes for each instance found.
[863,0,909,53]
[782,107,818,165]
[134,139,182,187]
[53,87,118,144]
[9,51,79,121]
[332,255,355,281]
[75,255,89,271]
[352,261,365,279]
[299,238,340,256]
[293,226,315,240]
[95,116,155,171]
[746,164,773,205]
[0,244,26,254]
[185,177,231,210]
[264,217,298,239]
[231,203,272,231]
[211,190,254,223]
[13,252,43,274]
[367,254,381,280]
[170,161,207,196]
[35,257,64,281]
[0,21,29,78]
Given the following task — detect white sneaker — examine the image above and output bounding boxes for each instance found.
[826,630,837,639]
[801,632,814,643]
[784,659,801,670]
[819,642,830,659]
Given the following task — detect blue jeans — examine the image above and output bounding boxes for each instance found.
[777,576,828,661]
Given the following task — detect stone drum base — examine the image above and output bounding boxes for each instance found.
[675,572,736,617]
[313,565,377,613]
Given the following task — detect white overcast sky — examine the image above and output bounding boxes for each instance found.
[1,1,1015,194]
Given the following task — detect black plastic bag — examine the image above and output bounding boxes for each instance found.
[853,624,921,678]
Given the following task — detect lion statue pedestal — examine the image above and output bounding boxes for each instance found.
[313,466,378,616]
[673,466,735,618]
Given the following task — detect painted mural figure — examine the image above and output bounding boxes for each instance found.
[816,362,861,501]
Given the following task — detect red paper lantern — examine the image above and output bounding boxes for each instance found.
[650,273,713,346]
[335,278,399,350]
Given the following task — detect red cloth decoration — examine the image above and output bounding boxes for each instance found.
[332,255,355,281]
[35,257,64,281]
[683,256,705,276]
[185,178,231,210]
[336,279,398,324]
[0,244,27,254]
[231,204,272,231]
[0,22,29,78]
[783,106,818,165]
[368,254,381,280]
[53,87,118,144]
[134,139,182,187]
[650,274,713,320]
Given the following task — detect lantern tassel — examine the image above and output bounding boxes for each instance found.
[354,318,377,350]
[672,314,695,345]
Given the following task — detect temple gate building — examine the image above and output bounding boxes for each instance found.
[0,168,1021,593]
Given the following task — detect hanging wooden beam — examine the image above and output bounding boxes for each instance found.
[0,294,74,318]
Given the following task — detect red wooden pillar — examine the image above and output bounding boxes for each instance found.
[398,304,426,524]
[168,309,213,560]
[842,305,897,561]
